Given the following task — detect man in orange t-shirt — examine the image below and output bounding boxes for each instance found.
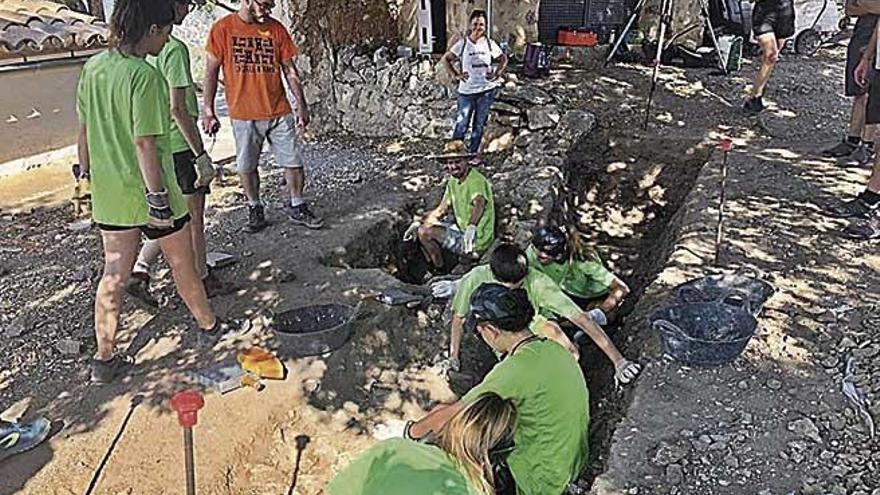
[203,0,323,232]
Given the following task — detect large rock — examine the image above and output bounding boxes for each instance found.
[527,105,561,130]
[499,85,554,106]
[556,110,598,141]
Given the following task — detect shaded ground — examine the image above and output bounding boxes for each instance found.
[1,37,877,495]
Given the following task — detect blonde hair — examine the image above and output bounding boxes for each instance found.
[436,393,517,495]
[566,227,602,263]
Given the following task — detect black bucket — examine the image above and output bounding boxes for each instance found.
[649,302,757,366]
[674,272,775,317]
[270,303,356,358]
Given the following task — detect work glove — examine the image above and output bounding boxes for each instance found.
[431,279,460,299]
[462,225,478,254]
[402,221,420,242]
[587,308,608,326]
[193,152,217,189]
[614,359,642,386]
[145,190,174,230]
[372,419,407,440]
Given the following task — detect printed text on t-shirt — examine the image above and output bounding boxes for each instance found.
[232,36,277,74]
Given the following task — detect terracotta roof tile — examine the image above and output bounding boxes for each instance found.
[0,0,109,61]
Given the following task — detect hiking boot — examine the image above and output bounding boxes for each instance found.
[125,272,158,308]
[743,96,764,114]
[91,354,135,384]
[848,144,875,167]
[0,418,51,461]
[823,138,859,158]
[246,203,268,233]
[202,271,236,298]
[197,318,252,348]
[843,212,880,240]
[286,203,324,229]
[825,196,878,219]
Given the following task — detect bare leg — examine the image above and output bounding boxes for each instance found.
[417,225,447,269]
[95,229,141,360]
[157,224,215,329]
[285,167,305,204]
[750,34,782,98]
[868,155,880,193]
[239,169,261,203]
[852,94,869,138]
[186,194,208,279]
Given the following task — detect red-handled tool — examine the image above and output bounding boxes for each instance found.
[171,390,205,495]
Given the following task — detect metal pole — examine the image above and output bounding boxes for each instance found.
[715,139,732,266]
[605,0,648,64]
[184,428,195,495]
[644,0,673,129]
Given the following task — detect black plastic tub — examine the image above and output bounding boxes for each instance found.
[270,303,355,358]
[650,302,757,366]
[674,272,775,317]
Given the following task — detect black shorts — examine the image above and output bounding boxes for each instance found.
[97,214,191,241]
[751,0,796,39]
[174,150,210,196]
[846,15,879,97]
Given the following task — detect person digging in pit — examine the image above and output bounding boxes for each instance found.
[326,392,516,495]
[402,140,495,273]
[406,284,591,495]
[526,225,630,332]
[433,244,641,384]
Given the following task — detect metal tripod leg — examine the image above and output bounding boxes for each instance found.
[605,0,649,64]
[644,0,673,128]
[698,0,729,74]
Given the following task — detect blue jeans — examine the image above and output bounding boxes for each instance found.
[452,88,498,153]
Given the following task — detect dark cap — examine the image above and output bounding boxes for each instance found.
[465,283,535,334]
[532,226,568,260]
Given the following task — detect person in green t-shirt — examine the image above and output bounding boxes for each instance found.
[127,0,230,307]
[528,225,630,327]
[76,0,244,385]
[408,284,589,495]
[327,392,516,495]
[402,140,495,270]
[436,244,640,385]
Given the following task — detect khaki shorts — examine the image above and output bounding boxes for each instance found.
[231,113,303,173]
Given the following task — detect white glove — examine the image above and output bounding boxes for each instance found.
[587,308,608,326]
[431,279,460,298]
[462,225,478,254]
[614,360,642,385]
[193,152,217,188]
[403,221,420,242]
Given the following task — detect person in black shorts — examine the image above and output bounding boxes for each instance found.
[744,0,796,112]
[822,12,879,166]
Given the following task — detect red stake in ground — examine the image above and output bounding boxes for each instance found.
[171,390,205,495]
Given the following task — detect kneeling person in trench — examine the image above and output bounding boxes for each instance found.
[407,284,590,495]
[527,226,630,333]
[327,392,516,495]
[403,140,495,271]
[440,244,640,384]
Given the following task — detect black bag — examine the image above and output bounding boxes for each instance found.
[523,42,552,78]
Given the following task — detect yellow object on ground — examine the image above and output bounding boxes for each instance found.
[237,347,285,380]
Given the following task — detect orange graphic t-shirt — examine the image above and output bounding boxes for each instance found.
[206,14,298,121]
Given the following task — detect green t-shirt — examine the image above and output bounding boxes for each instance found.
[452,266,583,328]
[326,438,480,495]
[526,246,615,299]
[77,51,188,226]
[148,36,199,154]
[442,169,495,253]
[462,339,590,495]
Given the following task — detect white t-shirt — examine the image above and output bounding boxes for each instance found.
[450,36,504,95]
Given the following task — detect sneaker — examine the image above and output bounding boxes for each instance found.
[825,196,878,219]
[125,272,158,308]
[91,354,135,384]
[843,212,880,240]
[287,203,324,229]
[822,138,859,158]
[197,318,252,348]
[246,204,268,233]
[848,144,875,167]
[202,271,237,298]
[0,418,51,461]
[743,96,764,114]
